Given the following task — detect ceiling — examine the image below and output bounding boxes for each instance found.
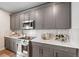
[0,2,46,13]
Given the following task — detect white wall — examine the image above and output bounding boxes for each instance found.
[0,10,10,50]
[72,2,79,29]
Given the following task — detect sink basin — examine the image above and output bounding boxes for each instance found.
[19,36,36,40]
[19,37,26,39]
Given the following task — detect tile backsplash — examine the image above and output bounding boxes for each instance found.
[23,29,70,38]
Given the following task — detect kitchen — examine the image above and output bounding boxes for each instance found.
[0,2,79,57]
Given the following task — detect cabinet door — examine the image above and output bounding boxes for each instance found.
[13,39,17,53]
[20,14,25,29]
[35,6,45,29]
[50,48,55,57]
[5,37,10,49]
[15,14,20,30]
[30,9,36,20]
[32,45,40,57]
[32,44,55,57]
[42,47,50,57]
[55,3,71,29]
[55,50,76,57]
[43,3,56,29]
[9,39,14,51]
[10,14,16,31]
[24,11,30,21]
[10,14,20,31]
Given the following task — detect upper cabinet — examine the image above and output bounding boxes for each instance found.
[35,2,71,29]
[10,2,71,31]
[10,13,20,31]
[10,14,16,31]
[42,3,56,29]
[35,5,45,29]
[55,3,71,29]
[24,11,30,21]
[15,14,20,30]
[19,13,25,30]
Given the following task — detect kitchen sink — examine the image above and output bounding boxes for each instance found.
[18,36,36,40]
[19,37,26,39]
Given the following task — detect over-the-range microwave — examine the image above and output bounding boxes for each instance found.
[22,20,35,30]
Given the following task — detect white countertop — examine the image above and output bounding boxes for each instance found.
[5,36,23,39]
[31,37,79,49]
[5,35,79,49]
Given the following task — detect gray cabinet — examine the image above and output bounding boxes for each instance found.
[5,37,17,53]
[15,14,20,30]
[10,14,16,31]
[55,3,71,29]
[35,2,71,29]
[12,39,17,52]
[24,11,30,21]
[19,9,36,29]
[19,14,25,30]
[5,37,10,50]
[32,45,51,57]
[34,6,44,29]
[32,42,77,57]
[30,9,37,21]
[54,50,76,57]
[42,47,51,57]
[32,42,54,57]
[9,39,14,51]
[10,2,71,30]
[10,14,20,31]
[32,45,40,57]
[43,3,56,29]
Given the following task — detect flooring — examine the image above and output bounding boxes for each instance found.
[0,49,16,57]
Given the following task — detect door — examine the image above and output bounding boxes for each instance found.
[10,14,16,31]
[9,38,14,51]
[29,9,37,21]
[15,14,20,30]
[20,13,25,30]
[42,47,51,57]
[35,6,45,29]
[5,37,10,49]
[24,11,30,21]
[13,39,17,52]
[43,3,56,29]
[32,45,40,57]
[55,3,71,29]
[50,47,55,57]
[54,50,76,57]
[10,14,20,31]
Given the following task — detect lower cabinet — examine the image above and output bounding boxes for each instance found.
[5,37,10,50]
[32,43,54,57]
[54,50,76,57]
[32,42,77,57]
[13,39,17,52]
[32,45,53,57]
[32,45,40,57]
[42,47,51,57]
[5,37,17,53]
